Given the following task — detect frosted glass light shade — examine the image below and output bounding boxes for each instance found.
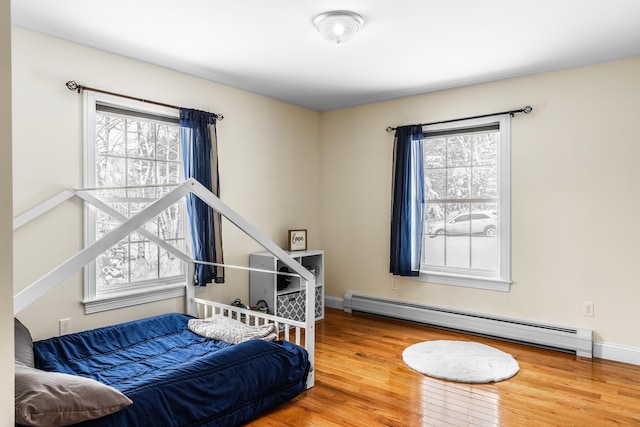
[313,10,365,44]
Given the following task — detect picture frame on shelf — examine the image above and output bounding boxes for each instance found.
[288,229,307,251]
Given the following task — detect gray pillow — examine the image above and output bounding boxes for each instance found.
[15,364,133,427]
[14,318,34,367]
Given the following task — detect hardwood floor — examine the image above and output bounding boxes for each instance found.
[247,308,640,426]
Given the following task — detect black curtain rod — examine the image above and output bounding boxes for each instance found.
[385,105,532,133]
[65,81,224,121]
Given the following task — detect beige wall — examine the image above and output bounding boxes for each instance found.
[1,0,13,423]
[12,27,321,340]
[321,57,640,349]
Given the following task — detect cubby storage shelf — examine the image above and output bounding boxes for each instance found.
[249,249,324,322]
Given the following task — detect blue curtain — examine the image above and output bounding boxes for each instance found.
[180,108,224,285]
[390,125,425,276]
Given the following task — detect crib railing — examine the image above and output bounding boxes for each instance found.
[192,297,308,347]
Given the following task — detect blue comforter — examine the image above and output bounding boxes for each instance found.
[32,313,309,427]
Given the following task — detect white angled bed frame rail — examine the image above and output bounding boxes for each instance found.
[13,178,316,388]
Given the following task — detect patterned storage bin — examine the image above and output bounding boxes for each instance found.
[276,287,323,322]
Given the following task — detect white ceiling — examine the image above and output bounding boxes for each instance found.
[11,0,640,111]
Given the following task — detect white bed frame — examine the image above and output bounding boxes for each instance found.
[13,178,316,388]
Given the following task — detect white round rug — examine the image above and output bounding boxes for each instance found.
[402,340,520,383]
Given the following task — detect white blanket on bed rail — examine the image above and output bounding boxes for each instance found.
[188,315,277,345]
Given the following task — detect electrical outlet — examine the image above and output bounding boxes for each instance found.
[59,318,71,335]
[583,302,594,317]
[391,278,399,290]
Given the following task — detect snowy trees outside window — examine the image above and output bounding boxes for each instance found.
[93,111,185,290]
[83,92,188,313]
[419,115,511,289]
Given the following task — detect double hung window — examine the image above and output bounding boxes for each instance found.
[83,92,187,312]
[421,115,511,291]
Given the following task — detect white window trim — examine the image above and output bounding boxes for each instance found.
[84,283,188,314]
[82,91,192,313]
[417,115,512,292]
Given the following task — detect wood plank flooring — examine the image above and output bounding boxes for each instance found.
[247,308,640,426]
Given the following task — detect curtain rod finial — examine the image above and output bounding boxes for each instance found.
[523,105,533,114]
[386,126,395,133]
[65,81,81,93]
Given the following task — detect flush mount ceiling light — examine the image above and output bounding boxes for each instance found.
[313,10,365,44]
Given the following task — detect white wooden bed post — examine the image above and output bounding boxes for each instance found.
[185,262,198,317]
[303,277,315,388]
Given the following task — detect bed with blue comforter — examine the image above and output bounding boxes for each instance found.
[28,313,310,427]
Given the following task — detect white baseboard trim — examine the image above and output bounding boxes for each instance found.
[326,296,640,366]
[594,341,640,366]
[324,296,344,311]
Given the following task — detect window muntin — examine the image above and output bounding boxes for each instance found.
[84,92,187,310]
[420,116,511,290]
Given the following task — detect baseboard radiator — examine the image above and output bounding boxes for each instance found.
[343,292,593,358]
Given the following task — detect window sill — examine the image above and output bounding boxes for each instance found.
[83,283,206,314]
[413,271,511,292]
